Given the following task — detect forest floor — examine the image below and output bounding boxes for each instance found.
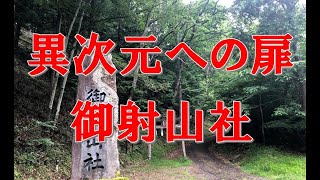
[122,140,266,180]
[186,142,265,180]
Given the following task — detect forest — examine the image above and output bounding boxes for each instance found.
[14,0,306,179]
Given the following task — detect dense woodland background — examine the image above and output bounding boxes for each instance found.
[14,0,306,179]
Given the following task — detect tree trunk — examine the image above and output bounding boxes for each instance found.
[148,143,152,160]
[179,69,186,158]
[49,0,82,121]
[50,13,63,88]
[259,94,265,145]
[14,22,21,49]
[203,66,212,119]
[292,41,305,112]
[54,10,84,122]
[303,81,306,113]
[128,67,139,101]
[48,72,59,120]
[65,0,83,47]
[173,61,182,107]
[175,60,186,157]
[48,12,62,119]
[170,1,208,156]
[126,11,152,153]
[182,140,186,158]
[50,71,56,88]
[116,21,121,52]
[71,53,120,179]
[128,11,151,101]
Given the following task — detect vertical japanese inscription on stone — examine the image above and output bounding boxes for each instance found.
[83,138,104,171]
[72,53,119,180]
[80,87,114,173]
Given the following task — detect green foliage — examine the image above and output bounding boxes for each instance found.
[119,137,191,172]
[205,0,306,149]
[120,137,177,162]
[212,143,306,180]
[267,102,305,130]
[14,165,22,179]
[240,145,306,180]
[14,0,306,178]
[34,120,57,130]
[15,144,72,179]
[149,157,192,169]
[272,103,305,118]
[28,138,55,147]
[243,86,268,94]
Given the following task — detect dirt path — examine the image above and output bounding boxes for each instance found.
[186,141,265,180]
[123,140,267,179]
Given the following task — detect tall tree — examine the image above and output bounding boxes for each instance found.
[48,0,83,121]
[53,10,85,122]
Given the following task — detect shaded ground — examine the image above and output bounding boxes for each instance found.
[186,141,266,180]
[123,166,196,180]
[123,140,266,180]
